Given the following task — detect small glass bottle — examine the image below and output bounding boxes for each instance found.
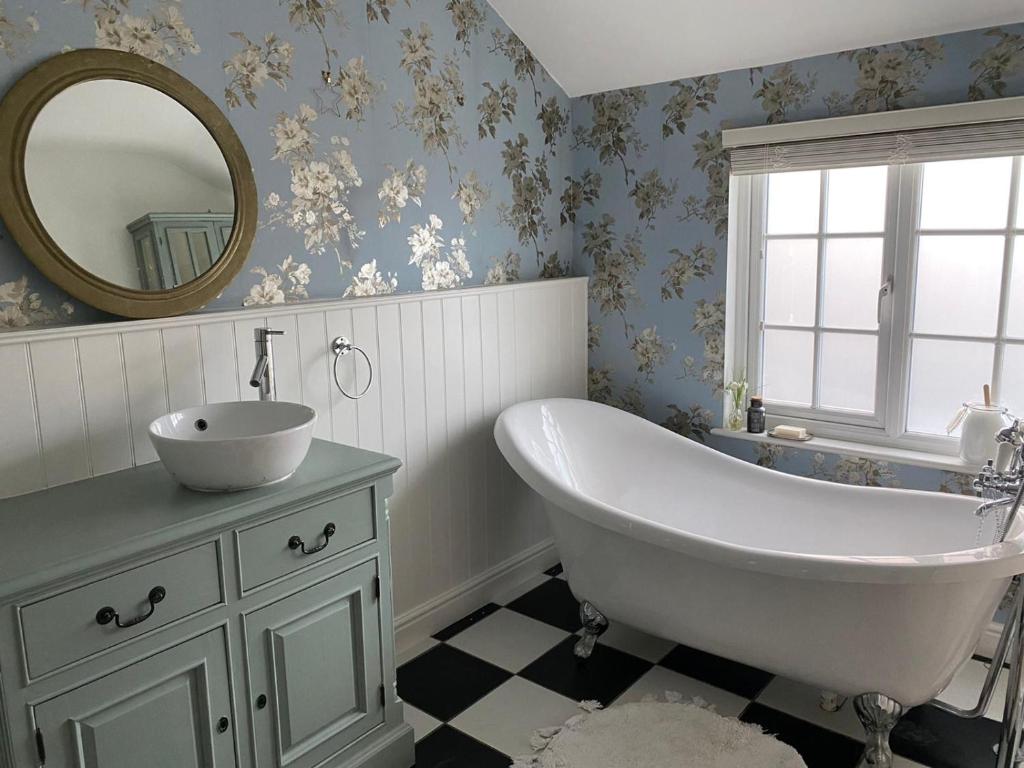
[747,396,766,434]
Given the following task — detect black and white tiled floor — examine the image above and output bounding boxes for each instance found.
[398,564,1008,768]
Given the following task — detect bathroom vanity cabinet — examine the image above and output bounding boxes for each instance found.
[0,440,414,768]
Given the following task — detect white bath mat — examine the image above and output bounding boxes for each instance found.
[510,693,807,768]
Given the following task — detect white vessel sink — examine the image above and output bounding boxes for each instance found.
[149,402,317,492]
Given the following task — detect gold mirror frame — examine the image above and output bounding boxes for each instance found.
[0,49,257,319]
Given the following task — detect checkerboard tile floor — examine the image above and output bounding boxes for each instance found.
[398,564,1009,768]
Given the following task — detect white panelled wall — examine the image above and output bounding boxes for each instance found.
[0,277,588,654]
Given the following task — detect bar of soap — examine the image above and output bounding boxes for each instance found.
[773,424,808,440]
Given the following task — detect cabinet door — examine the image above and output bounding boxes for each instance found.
[246,560,383,768]
[32,629,235,768]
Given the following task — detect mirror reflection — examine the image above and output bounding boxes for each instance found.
[24,79,235,291]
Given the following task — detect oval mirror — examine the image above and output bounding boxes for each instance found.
[0,49,257,318]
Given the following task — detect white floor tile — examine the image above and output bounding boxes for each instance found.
[450,677,581,758]
[396,636,440,667]
[755,677,864,741]
[447,608,569,672]
[934,657,1007,721]
[403,704,441,742]
[614,665,749,717]
[892,757,929,768]
[595,622,676,663]
[494,572,552,605]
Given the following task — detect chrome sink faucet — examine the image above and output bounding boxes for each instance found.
[250,327,284,401]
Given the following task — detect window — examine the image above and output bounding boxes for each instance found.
[726,104,1024,457]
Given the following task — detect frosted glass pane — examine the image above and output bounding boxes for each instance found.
[919,157,1012,230]
[762,329,814,406]
[1018,169,1024,227]
[767,171,820,234]
[1001,344,1024,418]
[913,236,1003,336]
[907,338,994,435]
[822,238,883,330]
[1007,238,1024,338]
[819,333,877,412]
[825,166,887,233]
[764,240,817,326]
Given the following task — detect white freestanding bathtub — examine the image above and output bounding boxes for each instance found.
[494,399,1024,716]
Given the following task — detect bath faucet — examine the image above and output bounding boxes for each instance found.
[250,327,284,401]
[974,420,1024,541]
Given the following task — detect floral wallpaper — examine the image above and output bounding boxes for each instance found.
[2,4,1024,496]
[0,0,572,325]
[572,23,1024,494]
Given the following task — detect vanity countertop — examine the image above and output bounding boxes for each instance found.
[0,439,401,598]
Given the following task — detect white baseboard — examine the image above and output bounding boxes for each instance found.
[394,539,559,660]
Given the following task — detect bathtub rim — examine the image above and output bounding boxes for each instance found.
[494,398,1024,585]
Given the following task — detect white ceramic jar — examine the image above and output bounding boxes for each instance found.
[959,403,1008,466]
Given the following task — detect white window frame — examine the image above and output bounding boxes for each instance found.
[725,131,1024,462]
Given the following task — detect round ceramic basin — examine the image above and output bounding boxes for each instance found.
[149,401,317,492]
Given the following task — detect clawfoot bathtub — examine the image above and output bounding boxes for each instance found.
[494,398,1024,767]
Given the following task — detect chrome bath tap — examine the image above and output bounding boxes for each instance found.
[250,327,284,401]
[974,420,1024,542]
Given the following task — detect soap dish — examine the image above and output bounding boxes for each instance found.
[767,428,813,442]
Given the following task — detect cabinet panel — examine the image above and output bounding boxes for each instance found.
[32,628,235,768]
[236,489,374,591]
[20,542,222,679]
[246,560,383,768]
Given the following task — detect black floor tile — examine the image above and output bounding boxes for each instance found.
[519,635,652,705]
[544,562,563,577]
[398,644,511,721]
[659,643,774,698]
[741,703,863,768]
[414,725,510,768]
[506,577,581,632]
[892,704,1001,768]
[432,603,502,641]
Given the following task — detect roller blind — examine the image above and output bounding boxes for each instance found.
[728,118,1024,175]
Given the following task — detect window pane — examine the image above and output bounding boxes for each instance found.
[825,166,887,233]
[907,338,994,435]
[919,157,1012,230]
[1018,167,1024,227]
[913,235,1003,337]
[766,170,820,234]
[1001,344,1024,418]
[1007,237,1024,338]
[762,329,814,406]
[819,332,877,413]
[764,239,817,326]
[822,238,883,330]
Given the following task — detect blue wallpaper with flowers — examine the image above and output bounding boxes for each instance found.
[571,23,1024,494]
[0,0,572,325]
[1,3,1023,494]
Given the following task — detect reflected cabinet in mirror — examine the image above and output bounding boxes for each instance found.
[0,49,257,318]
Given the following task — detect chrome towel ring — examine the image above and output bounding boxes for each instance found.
[331,336,373,400]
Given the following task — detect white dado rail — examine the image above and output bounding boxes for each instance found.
[0,276,588,653]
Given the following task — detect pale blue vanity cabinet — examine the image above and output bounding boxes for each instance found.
[127,212,233,289]
[0,440,414,768]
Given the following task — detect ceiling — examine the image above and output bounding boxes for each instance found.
[486,0,1024,97]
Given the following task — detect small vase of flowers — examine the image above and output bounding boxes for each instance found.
[725,374,748,432]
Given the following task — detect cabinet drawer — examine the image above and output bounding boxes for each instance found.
[19,541,222,679]
[237,488,375,591]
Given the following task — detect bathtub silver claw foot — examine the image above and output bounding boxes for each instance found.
[574,600,608,659]
[819,691,848,712]
[854,693,905,768]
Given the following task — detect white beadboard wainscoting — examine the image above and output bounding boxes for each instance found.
[0,277,587,654]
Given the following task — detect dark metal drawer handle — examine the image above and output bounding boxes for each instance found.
[96,586,166,628]
[288,523,336,555]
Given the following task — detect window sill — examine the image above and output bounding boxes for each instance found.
[710,427,977,475]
